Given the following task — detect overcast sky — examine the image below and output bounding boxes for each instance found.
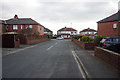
[0,0,119,34]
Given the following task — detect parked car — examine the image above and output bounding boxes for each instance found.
[99,37,120,48]
[106,43,120,53]
[57,37,64,40]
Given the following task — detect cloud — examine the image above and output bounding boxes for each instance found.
[1,0,119,34]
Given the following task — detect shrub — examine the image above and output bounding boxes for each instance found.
[82,36,93,42]
[78,38,81,41]
[73,35,82,40]
[94,36,107,43]
[47,35,51,39]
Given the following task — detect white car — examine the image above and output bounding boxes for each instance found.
[57,37,64,40]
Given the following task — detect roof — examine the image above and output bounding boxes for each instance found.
[0,20,5,24]
[80,28,97,33]
[44,28,53,32]
[97,12,120,23]
[58,27,77,31]
[6,18,41,25]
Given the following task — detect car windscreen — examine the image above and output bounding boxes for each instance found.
[100,39,106,43]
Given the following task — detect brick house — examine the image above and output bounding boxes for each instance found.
[44,27,53,36]
[97,8,120,37]
[79,28,97,38]
[57,27,77,39]
[5,15,44,35]
[0,20,6,35]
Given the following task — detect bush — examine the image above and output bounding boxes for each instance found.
[82,36,93,42]
[94,36,107,43]
[73,35,82,40]
[47,35,51,39]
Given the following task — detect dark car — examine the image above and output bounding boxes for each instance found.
[106,43,120,53]
[99,37,120,48]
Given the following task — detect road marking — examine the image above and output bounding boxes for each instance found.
[46,42,58,51]
[72,50,86,79]
[70,43,90,79]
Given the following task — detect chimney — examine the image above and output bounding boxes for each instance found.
[14,14,18,19]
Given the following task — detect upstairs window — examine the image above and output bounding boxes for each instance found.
[13,25,18,30]
[21,25,23,29]
[113,23,117,29]
[29,25,32,28]
[6,25,9,30]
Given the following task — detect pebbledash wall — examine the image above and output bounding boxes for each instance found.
[95,47,120,71]
[98,21,120,37]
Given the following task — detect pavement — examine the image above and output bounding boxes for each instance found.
[2,39,119,78]
[70,41,119,78]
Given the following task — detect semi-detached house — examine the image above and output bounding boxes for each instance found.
[97,2,120,37]
[57,27,77,39]
[5,15,44,35]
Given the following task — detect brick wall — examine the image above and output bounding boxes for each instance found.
[6,24,44,35]
[19,35,50,45]
[95,47,120,71]
[26,38,50,44]
[72,39,99,50]
[0,24,5,35]
[98,21,120,37]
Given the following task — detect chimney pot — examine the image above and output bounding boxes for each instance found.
[14,14,18,19]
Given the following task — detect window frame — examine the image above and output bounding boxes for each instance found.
[29,25,32,28]
[13,25,18,30]
[113,23,117,29]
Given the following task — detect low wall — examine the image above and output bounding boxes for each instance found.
[14,39,20,48]
[72,39,98,50]
[19,35,50,44]
[95,47,120,71]
[26,39,50,45]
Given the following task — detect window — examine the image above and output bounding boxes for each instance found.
[13,25,18,30]
[29,25,32,28]
[21,25,22,29]
[6,25,9,30]
[113,23,117,29]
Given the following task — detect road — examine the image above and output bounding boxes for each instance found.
[3,40,83,78]
[3,39,119,78]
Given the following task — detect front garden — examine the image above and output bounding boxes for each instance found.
[72,35,106,50]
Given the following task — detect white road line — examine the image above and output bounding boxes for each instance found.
[72,50,86,79]
[46,42,58,51]
[70,43,90,79]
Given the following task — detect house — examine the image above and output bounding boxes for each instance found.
[57,27,77,39]
[44,27,53,36]
[0,20,6,35]
[97,2,120,37]
[79,28,97,38]
[5,15,44,35]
